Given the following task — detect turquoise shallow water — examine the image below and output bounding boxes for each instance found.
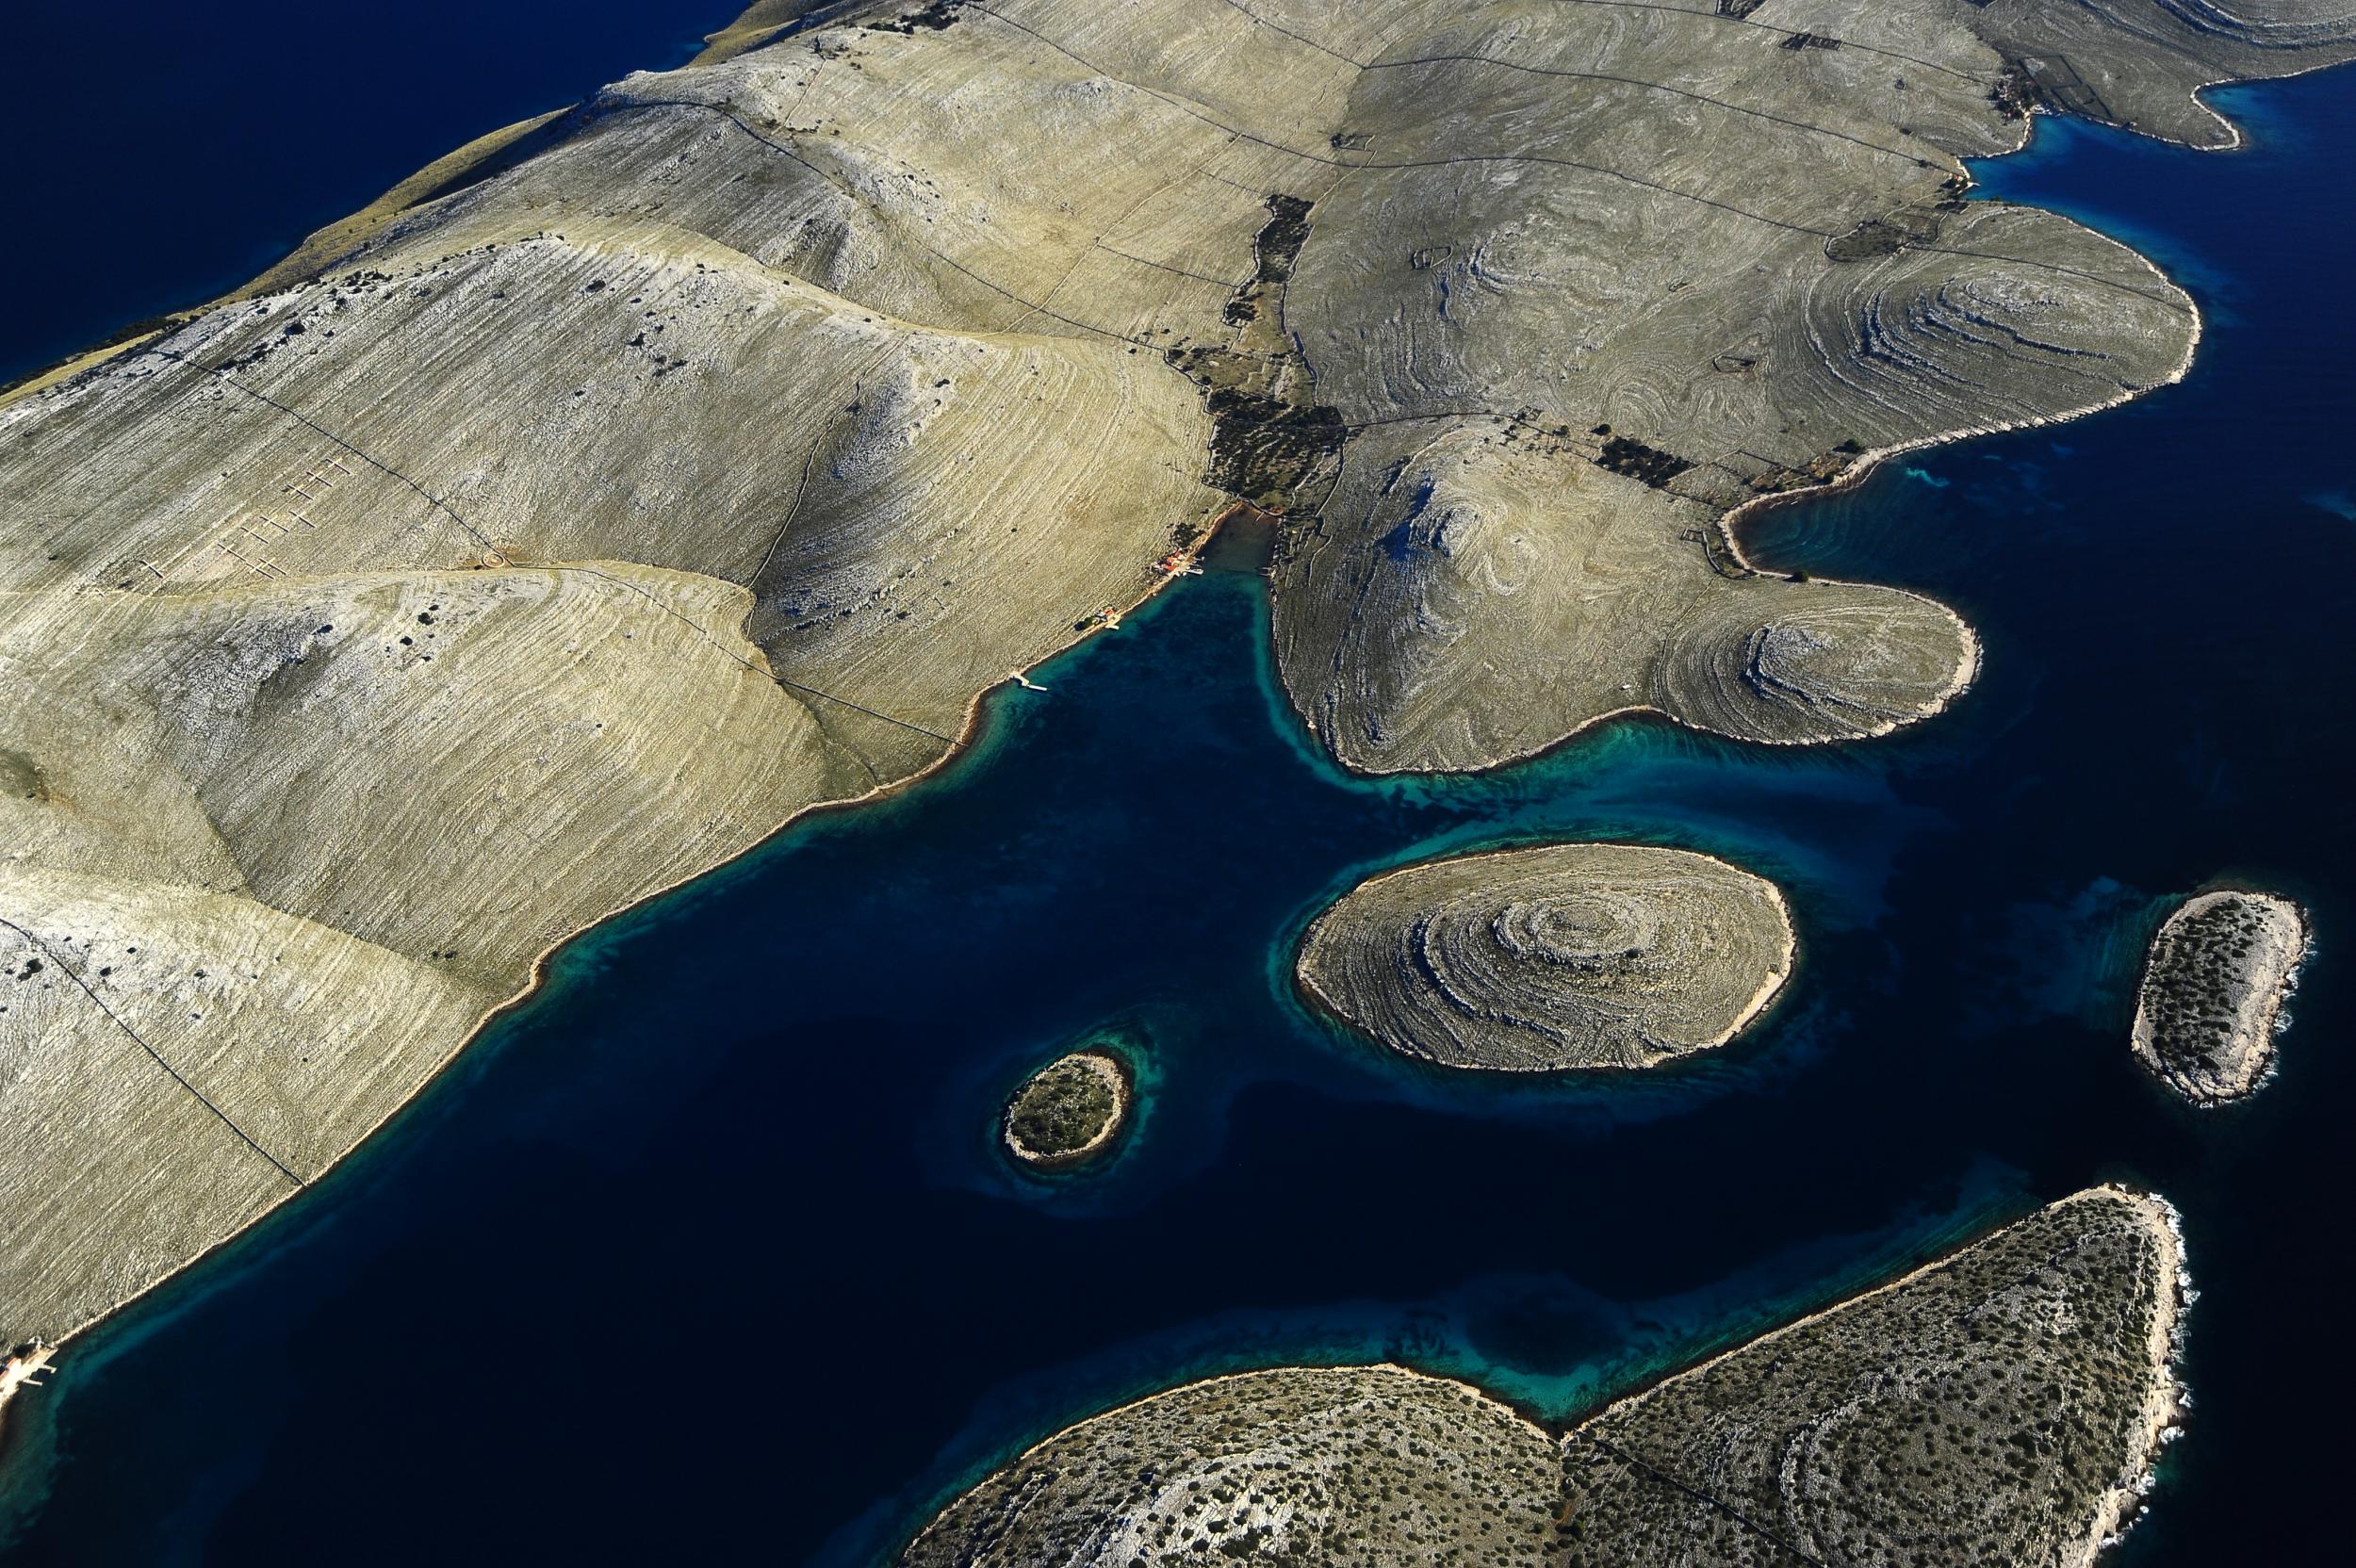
[4,40,2355,1568]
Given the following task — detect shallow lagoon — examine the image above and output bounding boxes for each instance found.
[4,43,2356,1568]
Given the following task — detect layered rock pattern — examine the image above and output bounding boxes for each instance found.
[2131,889,2307,1103]
[900,1364,1563,1567]
[1942,0,2356,148]
[1280,424,1976,771]
[3,0,2347,1360]
[1297,844,1793,1070]
[903,1188,2184,1568]
[1266,0,2240,771]
[1561,1187,2184,1568]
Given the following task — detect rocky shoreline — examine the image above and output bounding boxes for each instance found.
[903,1186,2188,1567]
[2132,890,2309,1104]
[3,0,2348,1521]
[1001,1046,1135,1172]
[1296,843,1794,1072]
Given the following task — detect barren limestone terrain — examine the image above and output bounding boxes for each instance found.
[902,1187,2184,1567]
[4,0,2350,1413]
[2132,889,2308,1104]
[1297,843,1792,1070]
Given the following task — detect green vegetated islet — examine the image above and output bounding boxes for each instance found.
[1003,1047,1130,1169]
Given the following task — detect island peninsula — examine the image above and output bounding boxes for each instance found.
[4,0,2350,1428]
[903,1186,2186,1567]
[1298,843,1792,1070]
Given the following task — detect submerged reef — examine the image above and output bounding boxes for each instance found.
[1297,844,1792,1071]
[2132,890,2308,1104]
[903,1187,2186,1567]
[1003,1047,1133,1170]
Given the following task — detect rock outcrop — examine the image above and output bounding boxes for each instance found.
[901,1364,1562,1567]
[2132,889,2308,1103]
[1297,843,1793,1071]
[4,0,2347,1363]
[1561,1186,2184,1568]
[902,1188,2187,1568]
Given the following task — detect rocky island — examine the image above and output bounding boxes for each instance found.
[1003,1046,1134,1170]
[2132,889,2309,1105]
[1559,1185,2185,1568]
[1297,843,1793,1070]
[902,1364,1564,1566]
[4,0,2350,1450]
[904,1185,2186,1567]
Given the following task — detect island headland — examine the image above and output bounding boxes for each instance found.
[1003,1045,1135,1171]
[2132,889,2309,1105]
[1297,843,1793,1071]
[3,0,2349,1431]
[902,1185,2187,1568]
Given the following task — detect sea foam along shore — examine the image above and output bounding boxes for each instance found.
[2131,890,2311,1105]
[2085,1188,2193,1565]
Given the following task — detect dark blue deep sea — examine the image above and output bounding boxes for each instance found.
[3,1,738,386]
[4,15,2354,1565]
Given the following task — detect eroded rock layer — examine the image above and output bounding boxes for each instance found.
[4,0,2347,1353]
[1297,844,1793,1070]
[1279,424,1978,772]
[2131,889,2307,1104]
[900,1189,2184,1568]
[900,1364,1563,1567]
[1562,1187,2184,1568]
[1262,0,2259,772]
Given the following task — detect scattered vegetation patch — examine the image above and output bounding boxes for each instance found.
[906,1192,2182,1568]
[867,1,969,37]
[1595,435,1695,489]
[1003,1047,1133,1169]
[1826,210,1944,262]
[1203,391,1347,508]
[2132,889,2308,1104]
[1180,192,1347,511]
[1991,63,2045,120]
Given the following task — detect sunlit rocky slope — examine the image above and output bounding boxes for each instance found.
[4,0,2348,1364]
